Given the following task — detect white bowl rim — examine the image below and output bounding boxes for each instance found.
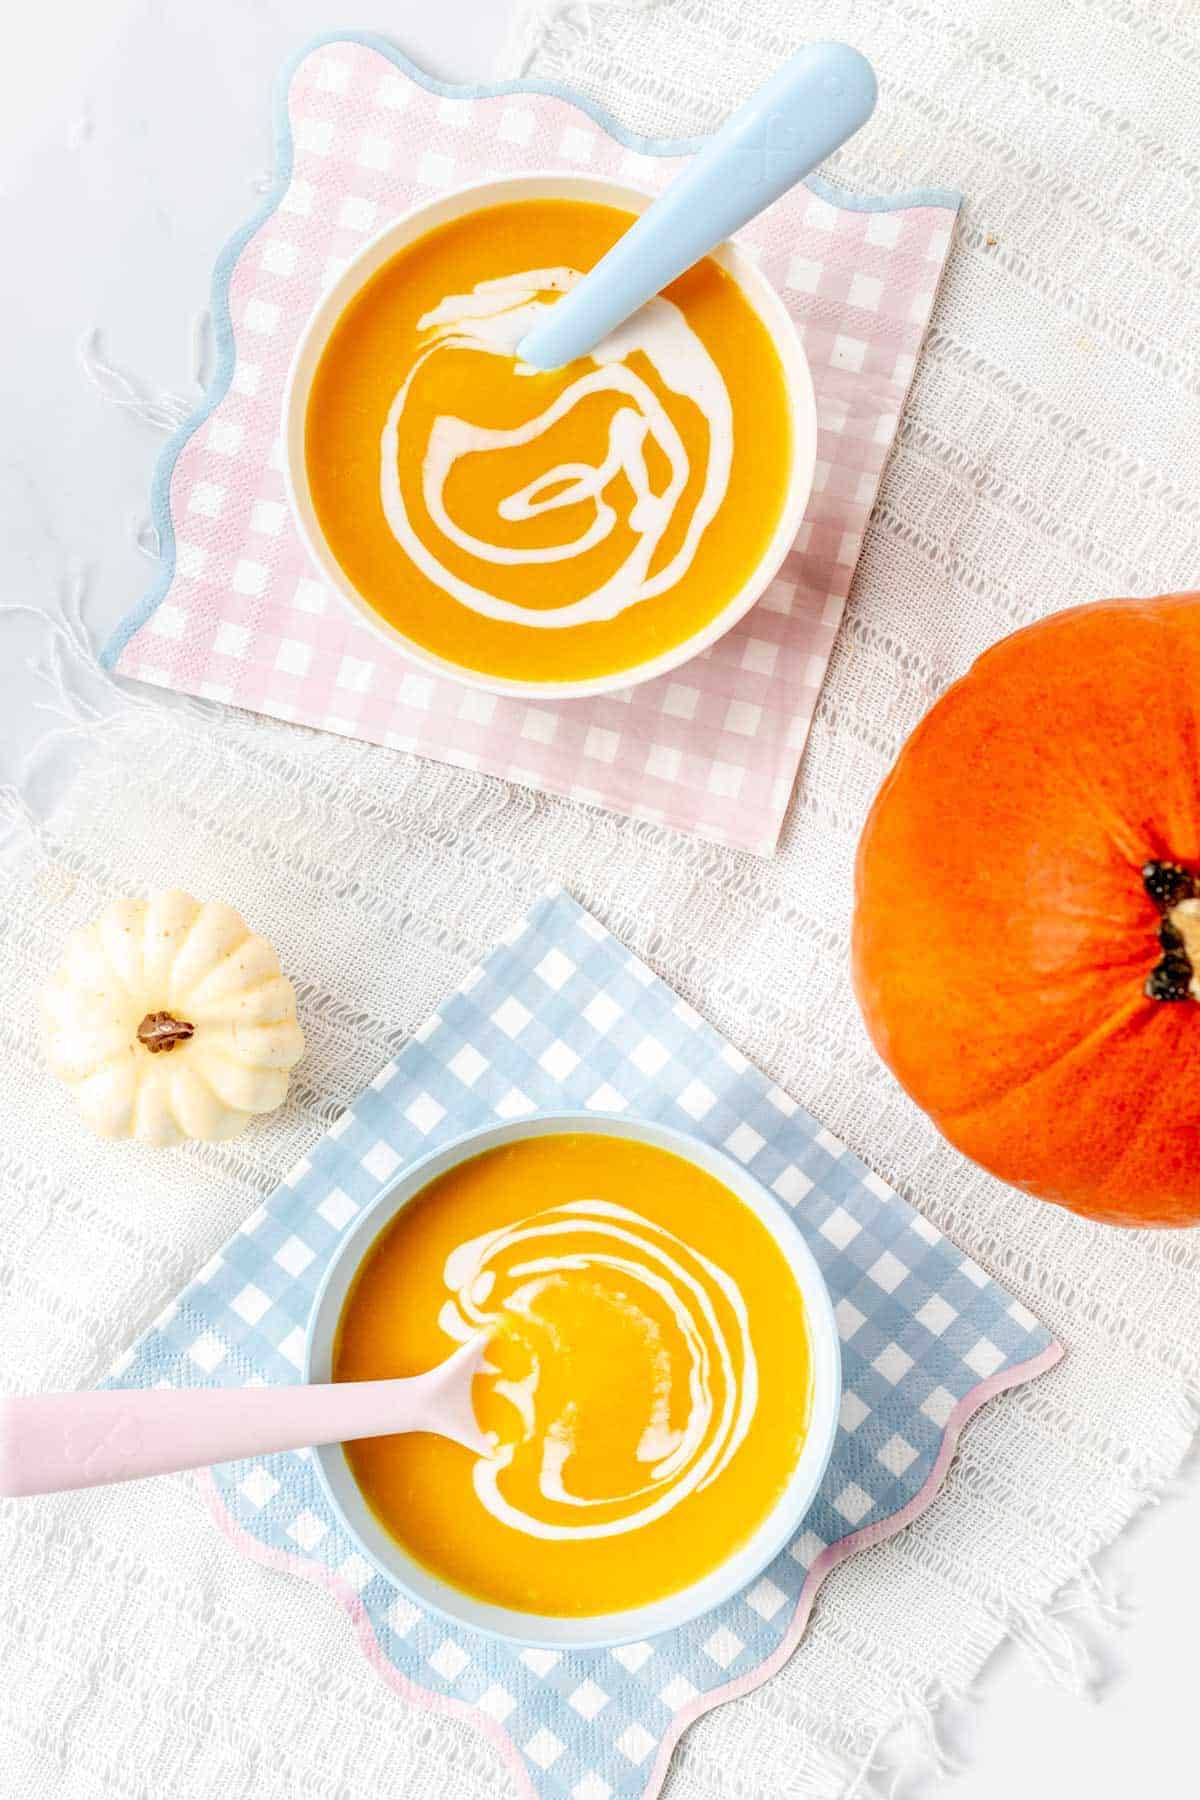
[305,1109,841,1649]
[281,171,818,701]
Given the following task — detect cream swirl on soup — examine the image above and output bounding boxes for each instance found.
[306,197,793,687]
[379,268,734,628]
[333,1127,811,1616]
[438,1196,757,1541]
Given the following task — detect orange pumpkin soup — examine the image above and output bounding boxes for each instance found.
[305,199,793,684]
[333,1132,812,1616]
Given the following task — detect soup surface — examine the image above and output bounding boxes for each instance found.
[333,1132,812,1617]
[305,198,794,683]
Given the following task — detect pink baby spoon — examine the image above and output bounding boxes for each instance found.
[0,1336,491,1497]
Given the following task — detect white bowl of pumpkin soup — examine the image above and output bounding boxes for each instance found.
[306,1113,840,1648]
[283,175,816,699]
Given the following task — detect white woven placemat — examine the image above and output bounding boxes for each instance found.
[2,3,1200,1797]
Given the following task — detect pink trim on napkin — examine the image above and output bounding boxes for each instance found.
[113,40,957,854]
[200,1341,1062,1800]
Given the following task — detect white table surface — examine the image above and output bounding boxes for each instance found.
[2,6,1196,1796]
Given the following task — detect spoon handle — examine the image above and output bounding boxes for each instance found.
[0,1342,489,1495]
[517,41,877,371]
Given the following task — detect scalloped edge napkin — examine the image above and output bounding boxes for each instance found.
[104,886,1059,1800]
[102,33,960,856]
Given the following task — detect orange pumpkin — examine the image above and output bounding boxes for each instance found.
[852,593,1200,1228]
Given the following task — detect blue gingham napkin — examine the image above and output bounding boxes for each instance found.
[106,889,1060,1800]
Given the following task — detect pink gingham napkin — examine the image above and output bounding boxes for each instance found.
[104,36,959,856]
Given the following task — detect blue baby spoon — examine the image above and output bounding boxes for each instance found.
[516,42,877,372]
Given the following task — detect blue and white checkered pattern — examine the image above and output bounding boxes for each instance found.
[106,889,1055,1800]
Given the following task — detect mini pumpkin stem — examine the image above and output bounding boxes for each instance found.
[137,1010,196,1053]
[1143,862,1200,1001]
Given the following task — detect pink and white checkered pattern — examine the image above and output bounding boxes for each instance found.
[114,41,957,856]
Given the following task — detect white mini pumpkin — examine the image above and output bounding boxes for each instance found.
[41,889,305,1145]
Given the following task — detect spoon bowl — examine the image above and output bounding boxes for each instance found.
[306,1111,841,1649]
[282,173,817,700]
[516,41,877,371]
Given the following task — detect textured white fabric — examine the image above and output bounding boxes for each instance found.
[3,2,1200,1795]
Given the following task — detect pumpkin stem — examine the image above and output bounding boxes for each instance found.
[137,1010,196,1053]
[1143,862,1200,1001]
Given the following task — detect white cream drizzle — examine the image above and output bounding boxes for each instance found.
[440,1198,757,1541]
[378,268,733,628]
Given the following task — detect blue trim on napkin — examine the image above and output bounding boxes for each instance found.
[99,33,961,670]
